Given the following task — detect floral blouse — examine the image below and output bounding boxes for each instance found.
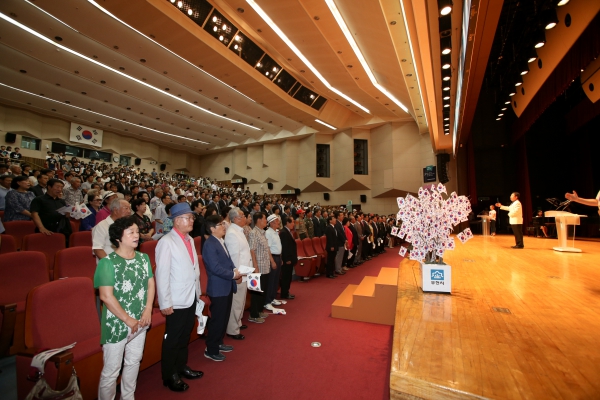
[4,190,35,222]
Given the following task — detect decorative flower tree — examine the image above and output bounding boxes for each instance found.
[394,183,473,264]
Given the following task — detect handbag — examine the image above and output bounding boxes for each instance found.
[25,342,83,400]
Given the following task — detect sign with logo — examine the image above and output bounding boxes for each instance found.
[69,123,103,148]
[286,190,293,194]
[347,200,352,210]
[419,263,451,293]
[423,165,436,183]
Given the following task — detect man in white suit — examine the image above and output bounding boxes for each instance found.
[155,202,203,392]
[496,192,524,249]
[224,207,252,339]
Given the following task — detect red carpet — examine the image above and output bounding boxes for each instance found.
[135,248,400,400]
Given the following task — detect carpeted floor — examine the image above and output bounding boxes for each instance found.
[134,248,400,400]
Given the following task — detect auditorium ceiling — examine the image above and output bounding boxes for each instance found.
[0,0,491,155]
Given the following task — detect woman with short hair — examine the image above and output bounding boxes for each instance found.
[94,216,155,400]
[132,198,154,243]
[4,175,35,222]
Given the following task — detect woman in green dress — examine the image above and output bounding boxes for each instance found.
[94,216,155,400]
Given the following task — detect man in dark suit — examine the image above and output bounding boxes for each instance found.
[279,216,297,299]
[348,216,360,267]
[312,209,323,237]
[362,214,372,260]
[202,215,243,361]
[332,211,347,275]
[218,194,228,211]
[30,173,49,197]
[325,215,338,279]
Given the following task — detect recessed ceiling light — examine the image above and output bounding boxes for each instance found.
[557,0,569,5]
[443,87,450,91]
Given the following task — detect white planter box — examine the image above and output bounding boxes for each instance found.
[418,262,451,293]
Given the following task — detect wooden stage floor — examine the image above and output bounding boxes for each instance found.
[390,235,600,399]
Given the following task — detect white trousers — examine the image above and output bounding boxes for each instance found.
[98,330,146,400]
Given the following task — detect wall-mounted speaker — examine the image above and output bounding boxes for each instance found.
[437,153,450,184]
[224,167,230,174]
[294,188,301,195]
[323,193,330,201]
[5,133,16,143]
[160,163,166,171]
[134,158,141,166]
[360,195,367,203]
[242,177,248,184]
[267,182,273,190]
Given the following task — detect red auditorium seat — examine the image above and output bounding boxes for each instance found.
[295,239,317,278]
[320,235,327,253]
[139,240,158,270]
[22,233,66,280]
[312,236,326,257]
[3,220,36,250]
[302,237,325,272]
[17,277,102,400]
[54,247,97,281]
[0,234,17,254]
[0,251,48,358]
[69,231,92,247]
[197,255,211,318]
[194,236,202,255]
[0,210,4,221]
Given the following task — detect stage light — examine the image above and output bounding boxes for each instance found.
[444,117,449,121]
[505,101,510,104]
[515,75,523,86]
[443,86,450,91]
[442,69,451,81]
[542,9,559,30]
[509,92,516,96]
[187,8,193,16]
[534,31,546,48]
[498,113,504,116]
[441,36,452,55]
[527,49,538,63]
[557,0,569,5]
[442,54,451,69]
[444,104,450,107]
[177,1,183,8]
[501,107,507,111]
[444,96,450,100]
[496,118,501,120]
[520,60,529,75]
[439,0,452,16]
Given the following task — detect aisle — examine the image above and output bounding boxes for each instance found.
[136,247,402,400]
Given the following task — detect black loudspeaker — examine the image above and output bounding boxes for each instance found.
[134,158,141,166]
[295,188,301,195]
[160,163,166,171]
[5,133,16,143]
[360,195,367,203]
[324,193,330,201]
[437,153,450,184]
[242,177,247,184]
[225,167,230,174]
[267,182,273,190]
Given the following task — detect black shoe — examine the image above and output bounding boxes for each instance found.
[163,374,189,392]
[227,333,245,340]
[281,294,295,300]
[219,344,234,352]
[179,367,203,380]
[327,275,335,279]
[240,324,248,330]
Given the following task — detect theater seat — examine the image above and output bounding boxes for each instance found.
[302,238,325,272]
[69,231,92,247]
[17,277,102,400]
[139,240,158,270]
[22,233,66,280]
[0,234,17,254]
[0,251,49,358]
[295,239,317,278]
[54,247,97,281]
[312,236,326,257]
[193,236,202,255]
[197,255,210,318]
[3,221,36,251]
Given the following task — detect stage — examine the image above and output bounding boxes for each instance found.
[391,235,600,399]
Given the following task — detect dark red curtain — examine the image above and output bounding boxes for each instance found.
[512,12,600,144]
[466,134,478,206]
[516,137,532,228]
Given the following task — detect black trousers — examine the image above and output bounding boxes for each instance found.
[280,262,294,297]
[267,255,282,304]
[511,224,524,247]
[161,301,196,380]
[490,220,496,234]
[326,250,336,277]
[250,272,269,318]
[206,292,233,355]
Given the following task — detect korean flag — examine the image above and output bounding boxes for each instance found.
[247,273,263,292]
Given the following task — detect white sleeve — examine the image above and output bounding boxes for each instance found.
[155,239,173,310]
[225,232,241,268]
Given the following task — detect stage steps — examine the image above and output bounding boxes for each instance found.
[331,267,398,325]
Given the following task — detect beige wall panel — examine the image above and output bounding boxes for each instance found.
[370,123,394,196]
[298,135,316,189]
[332,129,354,188]
[281,140,299,189]
[262,142,282,183]
[232,148,247,177]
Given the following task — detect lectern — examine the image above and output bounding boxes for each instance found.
[544,211,586,253]
[478,214,492,236]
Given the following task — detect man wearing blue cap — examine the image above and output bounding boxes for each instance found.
[155,202,203,392]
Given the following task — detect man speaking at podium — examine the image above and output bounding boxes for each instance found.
[496,192,523,249]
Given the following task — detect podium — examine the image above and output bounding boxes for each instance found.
[544,211,586,253]
[478,214,492,236]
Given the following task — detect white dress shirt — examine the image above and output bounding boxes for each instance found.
[500,200,523,225]
[224,223,253,269]
[265,227,282,255]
